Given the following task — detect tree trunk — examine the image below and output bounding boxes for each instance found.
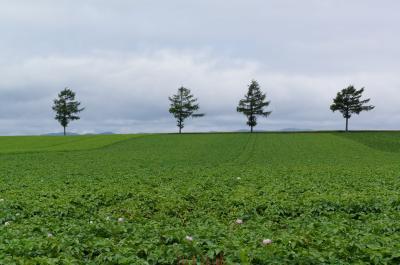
[63,126,66,136]
[178,119,182,134]
[345,108,349,132]
[250,126,253,133]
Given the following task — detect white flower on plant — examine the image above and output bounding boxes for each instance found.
[4,221,11,226]
[105,216,111,221]
[118,217,125,223]
[235,219,243,225]
[236,177,241,180]
[262,239,273,245]
[47,233,53,238]
[185,235,193,242]
[0,199,4,202]
[16,213,20,216]
[89,220,94,224]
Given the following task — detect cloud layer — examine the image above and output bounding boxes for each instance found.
[0,1,399,135]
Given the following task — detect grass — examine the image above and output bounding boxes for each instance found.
[1,132,400,264]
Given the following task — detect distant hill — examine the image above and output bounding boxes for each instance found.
[280,128,313,132]
[234,129,266,133]
[43,132,80,136]
[96,132,115,135]
[43,132,115,136]
[233,128,313,133]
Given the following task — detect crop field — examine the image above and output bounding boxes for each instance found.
[1,132,400,264]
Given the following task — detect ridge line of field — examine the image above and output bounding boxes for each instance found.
[95,134,152,151]
[0,134,148,155]
[32,136,103,150]
[330,132,400,154]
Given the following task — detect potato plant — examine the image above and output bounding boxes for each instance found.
[1,132,400,264]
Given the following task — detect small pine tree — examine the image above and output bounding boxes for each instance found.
[52,88,85,136]
[237,80,272,133]
[168,86,204,134]
[330,85,374,132]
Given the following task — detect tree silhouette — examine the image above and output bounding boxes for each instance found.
[237,80,272,133]
[330,85,374,132]
[52,88,85,136]
[168,86,204,134]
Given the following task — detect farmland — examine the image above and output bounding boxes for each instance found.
[1,132,400,264]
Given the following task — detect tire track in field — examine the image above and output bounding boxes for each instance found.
[217,133,258,168]
[238,134,258,165]
[95,135,149,151]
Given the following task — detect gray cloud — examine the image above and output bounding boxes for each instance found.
[0,0,399,135]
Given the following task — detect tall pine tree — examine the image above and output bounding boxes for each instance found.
[330,85,374,132]
[237,80,272,133]
[52,88,85,136]
[168,86,204,134]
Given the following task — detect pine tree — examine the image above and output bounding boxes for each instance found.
[168,86,204,134]
[52,88,85,136]
[330,85,374,132]
[237,80,272,133]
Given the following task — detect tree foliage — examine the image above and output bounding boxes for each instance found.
[52,88,85,135]
[330,85,374,132]
[237,80,272,133]
[168,86,204,133]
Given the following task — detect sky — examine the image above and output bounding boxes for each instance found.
[0,0,399,135]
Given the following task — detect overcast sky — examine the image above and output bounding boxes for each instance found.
[0,0,399,135]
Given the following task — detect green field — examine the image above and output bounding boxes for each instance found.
[1,132,400,264]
